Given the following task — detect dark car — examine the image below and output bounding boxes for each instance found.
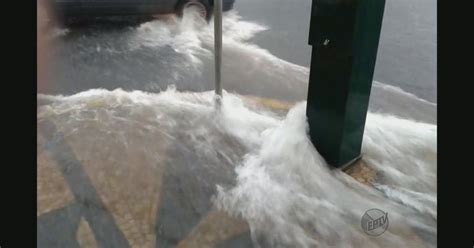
[50,0,235,25]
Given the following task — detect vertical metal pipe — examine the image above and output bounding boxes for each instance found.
[214,0,223,97]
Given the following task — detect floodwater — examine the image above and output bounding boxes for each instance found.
[234,0,437,103]
[37,2,437,247]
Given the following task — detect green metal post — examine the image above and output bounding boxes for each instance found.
[306,0,386,168]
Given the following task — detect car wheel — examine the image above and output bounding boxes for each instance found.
[176,0,211,21]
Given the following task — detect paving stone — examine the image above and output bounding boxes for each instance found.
[77,217,99,248]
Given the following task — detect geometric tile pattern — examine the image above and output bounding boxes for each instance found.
[77,217,99,248]
[67,133,165,248]
[37,96,429,247]
[37,136,75,217]
[177,210,249,248]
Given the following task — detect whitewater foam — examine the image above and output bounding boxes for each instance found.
[40,9,437,247]
[38,88,436,247]
[214,100,436,248]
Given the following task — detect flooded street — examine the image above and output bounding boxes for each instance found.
[38,1,437,247]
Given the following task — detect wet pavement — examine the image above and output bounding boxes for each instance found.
[37,93,436,247]
[37,0,436,247]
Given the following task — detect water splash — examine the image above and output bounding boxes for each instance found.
[38,87,436,247]
[40,9,436,247]
[214,101,436,248]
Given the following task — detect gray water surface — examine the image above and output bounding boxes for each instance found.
[234,0,437,103]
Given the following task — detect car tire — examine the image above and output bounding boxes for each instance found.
[176,0,211,21]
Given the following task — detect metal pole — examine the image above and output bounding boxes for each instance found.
[306,0,386,168]
[214,0,223,97]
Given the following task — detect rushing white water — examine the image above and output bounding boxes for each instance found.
[39,9,437,247]
[215,100,436,248]
[38,87,436,247]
